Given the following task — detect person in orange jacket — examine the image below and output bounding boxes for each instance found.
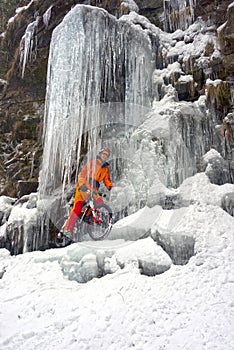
[63,147,112,238]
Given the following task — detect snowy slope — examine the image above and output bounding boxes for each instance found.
[1,174,234,350]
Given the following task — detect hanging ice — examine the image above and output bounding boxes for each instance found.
[5,4,229,254]
[43,5,53,28]
[163,0,197,32]
[39,4,212,218]
[39,5,154,198]
[20,15,40,78]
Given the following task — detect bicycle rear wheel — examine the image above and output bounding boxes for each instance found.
[87,204,113,241]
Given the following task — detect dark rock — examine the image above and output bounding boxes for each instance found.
[0,267,6,279]
[17,180,39,198]
[135,0,164,28]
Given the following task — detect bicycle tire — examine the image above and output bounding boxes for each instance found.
[87,203,113,241]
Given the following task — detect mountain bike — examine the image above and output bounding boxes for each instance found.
[51,191,113,247]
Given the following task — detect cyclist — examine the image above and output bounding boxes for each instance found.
[63,147,112,239]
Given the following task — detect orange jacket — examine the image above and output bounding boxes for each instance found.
[74,157,112,203]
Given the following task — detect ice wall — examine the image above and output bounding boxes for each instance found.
[39,5,154,198]
[39,4,214,218]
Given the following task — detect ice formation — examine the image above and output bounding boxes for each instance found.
[20,15,40,78]
[43,5,53,28]
[39,4,222,219]
[3,3,232,254]
[61,237,172,283]
[39,5,154,199]
[120,0,139,13]
[164,0,197,32]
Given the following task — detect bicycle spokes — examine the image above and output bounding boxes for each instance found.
[93,209,103,225]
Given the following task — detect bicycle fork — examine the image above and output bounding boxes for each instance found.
[89,199,103,224]
[79,200,98,224]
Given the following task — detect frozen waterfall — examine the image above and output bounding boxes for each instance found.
[3,4,230,255]
[39,4,212,219]
[39,5,154,200]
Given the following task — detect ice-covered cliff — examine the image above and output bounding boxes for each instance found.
[0,1,233,254]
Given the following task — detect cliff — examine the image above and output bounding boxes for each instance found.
[0,0,233,197]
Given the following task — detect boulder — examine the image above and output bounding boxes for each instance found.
[17,180,39,198]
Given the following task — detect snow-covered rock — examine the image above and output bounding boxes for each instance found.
[202,149,230,184]
[60,237,172,283]
[109,206,162,241]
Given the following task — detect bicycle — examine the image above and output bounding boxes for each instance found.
[51,191,113,247]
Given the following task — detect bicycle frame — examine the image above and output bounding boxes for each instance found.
[79,194,103,225]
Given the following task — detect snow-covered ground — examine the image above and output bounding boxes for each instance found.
[0,4,234,349]
[0,173,234,350]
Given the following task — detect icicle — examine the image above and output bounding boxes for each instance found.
[39,5,154,200]
[30,150,36,178]
[163,0,197,32]
[20,16,40,78]
[43,5,53,28]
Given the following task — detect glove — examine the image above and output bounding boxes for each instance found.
[79,184,89,192]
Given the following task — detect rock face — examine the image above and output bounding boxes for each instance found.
[0,0,233,257]
[135,0,164,27]
[217,2,234,77]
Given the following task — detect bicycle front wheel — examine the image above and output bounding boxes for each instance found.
[87,204,113,241]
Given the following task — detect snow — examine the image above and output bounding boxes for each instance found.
[178,74,193,83]
[217,21,227,33]
[121,0,139,13]
[159,18,221,71]
[7,1,34,27]
[0,196,16,227]
[1,4,234,349]
[7,206,37,226]
[120,11,160,35]
[110,206,162,240]
[15,1,34,15]
[178,172,234,207]
[1,173,234,349]
[0,78,7,85]
[61,237,172,283]
[0,196,15,213]
[202,148,223,163]
[206,78,223,87]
